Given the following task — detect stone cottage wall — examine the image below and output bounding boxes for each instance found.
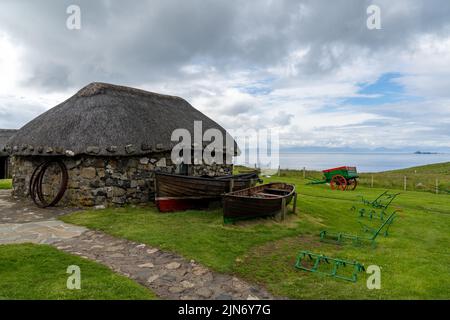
[11,155,233,207]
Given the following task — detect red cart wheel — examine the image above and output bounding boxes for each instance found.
[346,178,358,191]
[330,174,347,191]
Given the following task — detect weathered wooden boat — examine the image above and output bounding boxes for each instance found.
[154,171,261,212]
[223,182,297,223]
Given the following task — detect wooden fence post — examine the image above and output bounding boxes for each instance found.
[371,175,374,188]
[403,176,407,191]
[229,179,234,192]
[436,178,439,194]
[153,177,158,194]
[303,167,306,179]
[281,197,287,221]
[292,192,298,215]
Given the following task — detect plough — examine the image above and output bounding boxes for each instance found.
[359,191,400,210]
[294,250,365,282]
[294,192,401,283]
[351,190,401,220]
[351,206,387,220]
[359,210,398,238]
[319,211,397,246]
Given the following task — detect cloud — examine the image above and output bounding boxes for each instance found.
[0,0,449,149]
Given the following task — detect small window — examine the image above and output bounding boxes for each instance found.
[176,163,189,175]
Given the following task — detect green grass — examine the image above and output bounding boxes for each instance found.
[272,162,450,194]
[358,162,450,193]
[0,179,12,190]
[388,161,450,174]
[61,168,450,299]
[63,206,300,274]
[0,244,157,300]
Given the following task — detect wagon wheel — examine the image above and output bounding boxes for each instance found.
[346,178,358,191]
[330,174,347,191]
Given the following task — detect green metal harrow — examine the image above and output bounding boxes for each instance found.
[351,191,400,221]
[319,211,398,247]
[359,191,400,210]
[294,191,401,283]
[294,250,365,282]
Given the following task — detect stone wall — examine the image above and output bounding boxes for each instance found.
[11,155,233,207]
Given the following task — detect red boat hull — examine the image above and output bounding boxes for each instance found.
[156,197,214,212]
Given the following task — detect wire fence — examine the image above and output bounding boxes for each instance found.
[357,175,450,194]
[269,166,450,195]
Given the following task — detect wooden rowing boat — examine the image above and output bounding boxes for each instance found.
[154,171,261,212]
[222,182,296,223]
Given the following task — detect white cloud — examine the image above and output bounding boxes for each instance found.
[0,0,449,149]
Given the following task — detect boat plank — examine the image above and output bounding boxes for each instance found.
[154,171,260,212]
[223,182,295,223]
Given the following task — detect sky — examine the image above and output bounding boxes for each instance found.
[0,0,449,151]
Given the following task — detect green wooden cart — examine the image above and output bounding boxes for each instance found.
[307,166,359,191]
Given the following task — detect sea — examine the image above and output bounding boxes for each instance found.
[236,153,450,173]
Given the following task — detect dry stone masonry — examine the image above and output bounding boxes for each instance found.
[11,155,232,207]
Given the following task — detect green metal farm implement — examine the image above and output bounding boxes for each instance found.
[350,191,400,221]
[359,191,400,210]
[351,191,400,220]
[294,190,401,283]
[358,211,398,237]
[295,250,365,282]
[319,211,398,247]
[307,166,359,191]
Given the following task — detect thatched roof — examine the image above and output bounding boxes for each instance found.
[0,129,17,157]
[7,82,238,157]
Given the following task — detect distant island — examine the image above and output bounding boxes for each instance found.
[277,146,450,153]
[414,151,439,154]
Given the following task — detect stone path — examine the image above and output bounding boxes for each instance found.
[0,190,77,223]
[0,190,87,244]
[52,230,274,300]
[0,190,275,300]
[0,220,87,244]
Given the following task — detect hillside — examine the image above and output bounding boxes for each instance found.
[237,162,450,194]
[384,161,450,174]
[358,162,450,193]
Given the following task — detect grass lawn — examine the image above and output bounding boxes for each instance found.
[0,179,12,190]
[358,162,450,193]
[0,244,157,299]
[61,166,450,300]
[273,162,450,194]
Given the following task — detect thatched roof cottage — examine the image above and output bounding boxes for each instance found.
[7,82,235,206]
[0,129,17,179]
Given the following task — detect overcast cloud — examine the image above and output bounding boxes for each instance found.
[0,0,449,150]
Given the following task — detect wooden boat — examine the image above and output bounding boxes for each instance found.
[223,182,296,223]
[154,171,261,212]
